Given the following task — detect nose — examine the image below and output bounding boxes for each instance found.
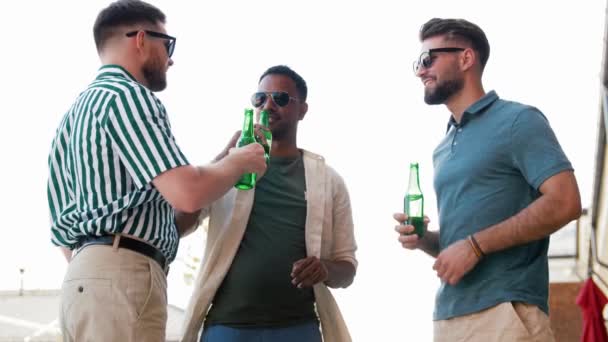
[168,58,174,67]
[415,64,427,78]
[262,94,276,111]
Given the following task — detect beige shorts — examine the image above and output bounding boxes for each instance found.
[434,302,555,342]
[59,244,168,342]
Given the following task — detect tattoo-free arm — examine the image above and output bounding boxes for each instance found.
[474,170,581,254]
[394,213,440,258]
[418,230,440,258]
[152,143,266,213]
[172,132,242,236]
[321,259,356,288]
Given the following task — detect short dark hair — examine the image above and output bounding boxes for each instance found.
[259,65,308,101]
[420,18,490,72]
[93,0,166,52]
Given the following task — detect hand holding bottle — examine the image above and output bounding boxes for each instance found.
[404,162,425,237]
[214,126,267,163]
[235,109,260,189]
[253,124,270,148]
[394,213,430,250]
[228,143,267,178]
[256,110,272,163]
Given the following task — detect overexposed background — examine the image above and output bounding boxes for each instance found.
[0,1,604,341]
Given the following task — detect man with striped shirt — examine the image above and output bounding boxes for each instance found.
[47,1,266,341]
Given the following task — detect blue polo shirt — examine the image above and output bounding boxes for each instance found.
[432,90,573,320]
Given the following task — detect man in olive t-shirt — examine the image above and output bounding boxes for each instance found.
[181,65,358,342]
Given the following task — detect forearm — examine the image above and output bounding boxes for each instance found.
[321,260,356,288]
[475,193,581,255]
[175,210,202,237]
[212,147,231,163]
[188,158,244,208]
[419,230,440,258]
[155,157,244,213]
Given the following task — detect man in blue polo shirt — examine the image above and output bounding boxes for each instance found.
[394,18,581,341]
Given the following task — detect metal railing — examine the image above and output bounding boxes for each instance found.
[587,84,608,304]
[589,223,608,290]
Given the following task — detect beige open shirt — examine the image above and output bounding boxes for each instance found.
[180,150,358,342]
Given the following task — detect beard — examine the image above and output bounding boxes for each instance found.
[424,77,464,105]
[142,55,167,92]
[270,123,288,140]
[270,120,297,141]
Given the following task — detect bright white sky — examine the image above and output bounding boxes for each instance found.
[0,1,604,341]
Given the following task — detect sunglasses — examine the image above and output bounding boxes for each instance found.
[125,30,177,58]
[251,92,299,108]
[412,47,465,74]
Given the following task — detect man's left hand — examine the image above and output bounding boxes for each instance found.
[291,256,329,288]
[433,239,480,285]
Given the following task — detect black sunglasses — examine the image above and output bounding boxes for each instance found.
[251,92,299,108]
[125,30,176,58]
[412,47,465,74]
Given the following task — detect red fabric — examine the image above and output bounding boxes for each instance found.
[576,278,608,342]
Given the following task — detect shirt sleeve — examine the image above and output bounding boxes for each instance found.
[330,168,358,269]
[101,88,189,189]
[510,106,573,190]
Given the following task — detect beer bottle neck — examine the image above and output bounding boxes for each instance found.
[242,110,254,136]
[259,110,270,127]
[407,164,422,194]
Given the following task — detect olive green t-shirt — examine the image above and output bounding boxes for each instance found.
[205,153,317,327]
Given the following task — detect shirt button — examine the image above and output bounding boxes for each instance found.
[453,141,458,145]
[458,128,463,132]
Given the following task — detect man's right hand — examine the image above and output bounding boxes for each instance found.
[153,139,267,213]
[394,213,430,250]
[227,143,267,177]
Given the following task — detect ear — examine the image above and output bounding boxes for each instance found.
[298,102,308,121]
[461,48,476,72]
[135,30,147,55]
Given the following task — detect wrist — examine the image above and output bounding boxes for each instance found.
[418,231,432,250]
[467,234,486,259]
[223,151,247,174]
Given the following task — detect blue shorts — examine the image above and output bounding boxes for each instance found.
[201,321,322,342]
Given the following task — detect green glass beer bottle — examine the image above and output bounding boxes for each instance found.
[235,109,257,190]
[404,162,425,237]
[257,110,272,163]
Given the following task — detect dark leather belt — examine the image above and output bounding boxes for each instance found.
[76,235,169,274]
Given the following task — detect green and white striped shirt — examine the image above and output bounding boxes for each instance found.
[47,65,189,262]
